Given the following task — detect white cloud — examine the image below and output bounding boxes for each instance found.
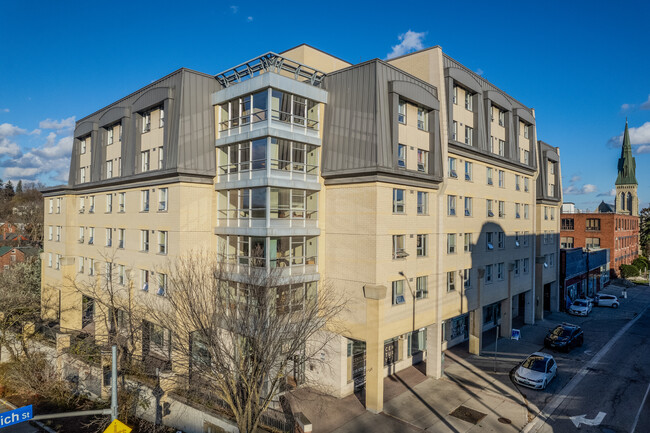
[230,5,238,13]
[0,139,21,157]
[570,175,581,183]
[597,188,616,197]
[30,129,41,135]
[640,95,650,110]
[1,109,8,113]
[386,30,427,60]
[247,16,253,21]
[564,184,598,195]
[621,103,634,111]
[608,121,650,148]
[636,144,650,154]
[33,135,73,159]
[476,68,484,76]
[0,123,26,138]
[38,116,75,130]
[4,167,39,178]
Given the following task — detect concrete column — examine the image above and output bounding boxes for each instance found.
[469,308,482,355]
[501,267,514,338]
[524,289,535,325]
[550,281,560,312]
[425,323,442,379]
[363,284,386,414]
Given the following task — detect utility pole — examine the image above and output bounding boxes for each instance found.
[111,345,118,421]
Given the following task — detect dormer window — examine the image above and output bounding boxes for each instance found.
[143,111,151,133]
[499,110,505,127]
[465,91,473,111]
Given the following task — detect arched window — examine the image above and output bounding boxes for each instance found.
[620,192,626,210]
[627,192,632,213]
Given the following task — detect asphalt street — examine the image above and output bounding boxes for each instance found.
[522,284,650,433]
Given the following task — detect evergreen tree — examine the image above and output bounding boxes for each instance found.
[4,180,14,199]
[16,180,22,194]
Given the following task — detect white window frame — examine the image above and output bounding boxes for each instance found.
[106,228,112,247]
[397,99,406,124]
[417,191,428,215]
[392,235,406,260]
[107,127,113,145]
[447,195,456,216]
[141,190,150,212]
[106,160,113,178]
[416,234,427,257]
[141,230,149,252]
[392,280,405,305]
[159,188,168,211]
[158,231,168,255]
[141,150,150,172]
[397,144,406,168]
[465,91,473,111]
[106,193,112,213]
[447,271,456,292]
[393,188,405,214]
[465,126,473,145]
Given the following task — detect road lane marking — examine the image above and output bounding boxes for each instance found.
[570,412,605,428]
[630,382,650,433]
[521,305,649,433]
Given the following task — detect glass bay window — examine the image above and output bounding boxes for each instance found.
[218,187,317,224]
[223,235,318,270]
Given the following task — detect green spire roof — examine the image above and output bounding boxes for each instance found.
[615,120,638,185]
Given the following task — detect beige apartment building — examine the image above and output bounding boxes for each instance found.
[42,44,561,415]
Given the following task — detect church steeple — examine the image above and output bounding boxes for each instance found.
[615,119,638,186]
[615,119,639,216]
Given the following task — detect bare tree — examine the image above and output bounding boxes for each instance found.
[145,249,345,433]
[0,258,42,360]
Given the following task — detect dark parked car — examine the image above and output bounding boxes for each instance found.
[544,323,584,352]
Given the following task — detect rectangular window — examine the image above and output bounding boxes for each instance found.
[417,107,428,131]
[586,237,601,249]
[106,194,112,213]
[498,170,505,188]
[586,218,601,231]
[106,160,113,178]
[487,199,494,217]
[398,99,406,124]
[48,226,52,241]
[464,197,472,216]
[486,232,494,250]
[56,198,61,213]
[141,150,150,172]
[498,139,505,156]
[157,273,168,296]
[499,201,505,218]
[447,233,456,254]
[523,231,529,246]
[453,86,458,104]
[447,271,456,292]
[515,203,521,219]
[524,124,529,139]
[159,188,168,211]
[88,227,94,245]
[514,259,520,276]
[448,157,457,178]
[464,233,472,252]
[487,167,493,185]
[392,280,405,305]
[485,264,493,283]
[158,146,164,169]
[465,126,473,145]
[417,149,428,172]
[118,228,125,249]
[499,110,505,126]
[416,276,428,299]
[465,91,473,111]
[141,230,149,252]
[78,227,84,243]
[118,157,122,176]
[465,161,472,181]
[158,231,168,254]
[55,226,60,241]
[416,234,428,257]
[118,265,126,285]
[463,268,471,289]
[515,175,520,191]
[80,197,87,213]
[89,258,95,276]
[141,190,150,212]
[447,195,456,216]
[393,189,405,213]
[106,228,112,247]
[524,177,529,192]
[497,262,504,280]
[561,236,574,248]
[498,232,505,249]
[524,204,530,219]
[159,106,165,128]
[143,111,151,133]
[544,207,548,220]
[453,121,458,140]
[80,138,87,154]
[523,258,529,274]
[393,235,406,259]
[417,191,428,215]
[515,231,520,248]
[550,207,555,220]
[78,256,84,273]
[118,192,125,212]
[397,144,406,168]
[523,150,530,165]
[55,254,61,270]
[48,253,52,268]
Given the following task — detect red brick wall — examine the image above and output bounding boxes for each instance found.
[561,213,640,276]
[0,248,26,272]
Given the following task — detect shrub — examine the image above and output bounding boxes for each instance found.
[633,257,649,272]
[620,264,640,278]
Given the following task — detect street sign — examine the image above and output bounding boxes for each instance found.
[0,404,33,428]
[511,329,521,340]
[103,419,132,433]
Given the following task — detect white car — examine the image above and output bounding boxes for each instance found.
[569,299,592,316]
[514,352,557,390]
[595,294,619,308]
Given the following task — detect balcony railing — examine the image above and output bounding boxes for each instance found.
[218,209,318,229]
[223,254,318,277]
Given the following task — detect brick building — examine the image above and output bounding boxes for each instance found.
[0,246,38,271]
[560,121,640,277]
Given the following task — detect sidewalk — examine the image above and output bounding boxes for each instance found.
[288,281,648,433]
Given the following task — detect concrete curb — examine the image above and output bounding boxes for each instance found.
[0,397,57,433]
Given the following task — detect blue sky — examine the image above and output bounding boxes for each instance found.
[1,0,648,210]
